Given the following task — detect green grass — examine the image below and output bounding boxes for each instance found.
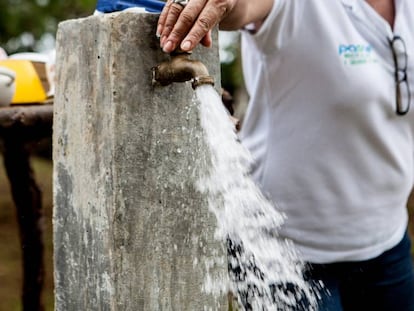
[0,154,54,311]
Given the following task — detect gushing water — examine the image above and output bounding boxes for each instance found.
[195,85,319,310]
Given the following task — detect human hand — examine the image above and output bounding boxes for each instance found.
[221,88,240,131]
[157,0,236,53]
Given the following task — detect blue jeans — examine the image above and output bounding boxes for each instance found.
[305,231,414,311]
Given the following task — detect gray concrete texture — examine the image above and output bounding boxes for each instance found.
[53,12,228,310]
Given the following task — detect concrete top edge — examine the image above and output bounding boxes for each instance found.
[58,11,160,28]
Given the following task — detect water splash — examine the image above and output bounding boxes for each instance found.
[195,85,319,310]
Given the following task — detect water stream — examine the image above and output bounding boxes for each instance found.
[195,85,320,310]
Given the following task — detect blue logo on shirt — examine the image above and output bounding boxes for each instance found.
[338,44,377,65]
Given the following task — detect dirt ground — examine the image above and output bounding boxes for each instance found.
[0,155,54,311]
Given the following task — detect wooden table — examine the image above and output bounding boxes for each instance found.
[0,104,53,311]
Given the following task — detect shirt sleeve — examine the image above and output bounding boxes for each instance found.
[243,0,305,54]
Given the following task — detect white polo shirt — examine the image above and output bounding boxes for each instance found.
[239,0,414,263]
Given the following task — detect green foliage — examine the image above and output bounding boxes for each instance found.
[0,0,96,53]
[219,31,244,95]
[221,55,244,95]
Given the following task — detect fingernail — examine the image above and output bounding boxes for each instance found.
[181,40,191,51]
[163,40,173,53]
[160,35,167,47]
[156,26,162,39]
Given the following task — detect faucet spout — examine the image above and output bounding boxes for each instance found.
[152,51,214,90]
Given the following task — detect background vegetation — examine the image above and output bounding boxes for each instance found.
[0,0,96,54]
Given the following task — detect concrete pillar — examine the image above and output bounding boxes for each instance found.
[53,12,228,311]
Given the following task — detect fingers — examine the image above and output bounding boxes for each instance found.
[157,0,229,53]
[156,1,173,38]
[178,5,222,51]
[200,30,213,48]
[159,0,207,53]
[158,0,194,49]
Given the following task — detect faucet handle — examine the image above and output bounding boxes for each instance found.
[192,76,214,89]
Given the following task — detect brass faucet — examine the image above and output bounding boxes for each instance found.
[152,50,214,90]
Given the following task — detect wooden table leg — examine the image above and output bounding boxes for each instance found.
[2,136,45,311]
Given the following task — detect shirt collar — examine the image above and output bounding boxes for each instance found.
[341,0,395,38]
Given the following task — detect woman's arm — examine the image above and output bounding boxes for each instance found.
[157,0,274,53]
[219,0,273,30]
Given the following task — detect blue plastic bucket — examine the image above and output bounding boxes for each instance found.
[96,0,165,13]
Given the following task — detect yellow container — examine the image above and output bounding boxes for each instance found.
[0,59,48,104]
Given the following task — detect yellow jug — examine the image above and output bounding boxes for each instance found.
[0,59,48,104]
